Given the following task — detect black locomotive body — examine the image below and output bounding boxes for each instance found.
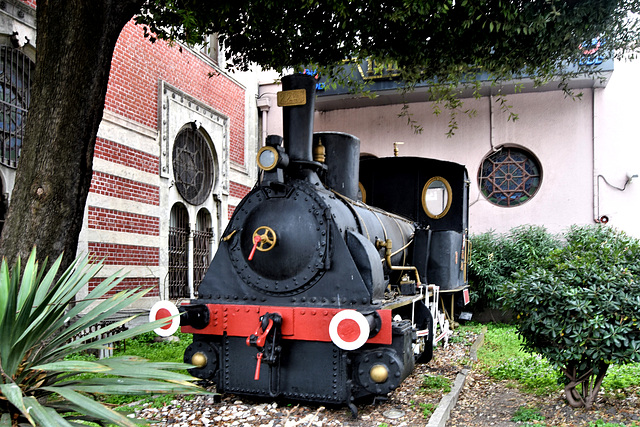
[177,74,469,412]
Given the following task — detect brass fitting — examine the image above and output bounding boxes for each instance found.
[313,137,326,163]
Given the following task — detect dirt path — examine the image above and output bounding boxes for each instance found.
[448,370,640,427]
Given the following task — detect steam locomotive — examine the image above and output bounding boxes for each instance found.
[152,73,470,414]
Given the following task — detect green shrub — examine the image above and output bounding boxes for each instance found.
[502,225,640,409]
[468,225,559,311]
[0,249,205,426]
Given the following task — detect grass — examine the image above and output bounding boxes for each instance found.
[420,374,452,394]
[511,405,545,423]
[475,323,640,397]
[115,331,193,362]
[64,331,194,407]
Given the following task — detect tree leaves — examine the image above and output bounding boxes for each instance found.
[137,0,640,89]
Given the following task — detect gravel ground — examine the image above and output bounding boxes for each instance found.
[127,331,476,427]
[125,328,640,427]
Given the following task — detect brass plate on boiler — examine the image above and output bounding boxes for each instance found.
[277,89,306,107]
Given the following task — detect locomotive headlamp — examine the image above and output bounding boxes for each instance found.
[191,352,208,368]
[257,146,279,171]
[370,364,389,383]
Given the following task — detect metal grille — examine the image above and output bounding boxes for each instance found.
[0,46,33,168]
[169,203,189,298]
[478,147,542,207]
[172,127,215,205]
[193,228,213,295]
[193,209,213,295]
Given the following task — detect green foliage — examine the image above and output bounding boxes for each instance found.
[488,354,561,395]
[137,1,640,99]
[0,249,205,426]
[418,402,436,419]
[478,323,640,401]
[603,364,640,391]
[420,375,451,394]
[468,225,559,310]
[117,332,192,363]
[478,324,561,395]
[511,405,545,423]
[588,421,640,427]
[502,225,640,408]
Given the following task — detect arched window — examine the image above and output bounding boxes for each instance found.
[0,46,34,168]
[172,127,215,205]
[478,146,542,207]
[193,209,213,295]
[168,203,189,298]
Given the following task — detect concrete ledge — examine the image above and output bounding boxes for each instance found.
[469,327,487,362]
[427,368,469,427]
[427,331,486,427]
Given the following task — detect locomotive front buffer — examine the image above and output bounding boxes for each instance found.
[178,302,414,406]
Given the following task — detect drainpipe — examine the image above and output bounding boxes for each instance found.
[592,87,600,223]
[489,95,495,151]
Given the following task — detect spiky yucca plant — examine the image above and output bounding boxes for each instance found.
[0,249,204,426]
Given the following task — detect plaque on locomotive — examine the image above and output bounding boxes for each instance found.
[277,88,306,106]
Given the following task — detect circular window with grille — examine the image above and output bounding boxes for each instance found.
[172,127,215,205]
[478,146,542,207]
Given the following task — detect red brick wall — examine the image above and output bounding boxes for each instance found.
[88,206,160,236]
[88,242,160,266]
[95,137,159,175]
[106,21,246,165]
[89,172,160,205]
[230,181,252,199]
[88,277,160,298]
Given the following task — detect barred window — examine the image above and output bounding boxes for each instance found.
[0,46,34,168]
[478,147,542,207]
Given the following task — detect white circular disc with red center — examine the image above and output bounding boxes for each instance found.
[149,300,180,337]
[329,310,370,350]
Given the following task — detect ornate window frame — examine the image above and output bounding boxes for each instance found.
[477,146,542,207]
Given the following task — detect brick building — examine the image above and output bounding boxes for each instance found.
[0,1,259,307]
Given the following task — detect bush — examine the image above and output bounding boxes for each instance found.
[0,249,205,426]
[502,225,640,409]
[468,225,559,311]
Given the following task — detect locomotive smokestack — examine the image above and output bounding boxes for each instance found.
[281,74,317,163]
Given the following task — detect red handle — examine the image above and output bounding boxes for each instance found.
[248,235,262,261]
[254,352,263,380]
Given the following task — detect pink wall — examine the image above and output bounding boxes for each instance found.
[260,60,640,238]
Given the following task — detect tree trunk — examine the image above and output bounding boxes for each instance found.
[563,362,609,409]
[0,0,143,270]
